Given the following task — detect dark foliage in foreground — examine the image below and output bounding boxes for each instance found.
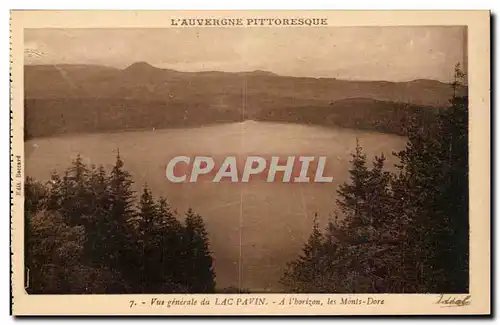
[25,153,216,294]
[281,65,469,293]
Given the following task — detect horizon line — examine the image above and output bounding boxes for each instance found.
[24,61,454,84]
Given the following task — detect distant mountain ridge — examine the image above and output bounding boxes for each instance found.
[25,63,455,105]
[25,62,448,83]
[24,62,462,138]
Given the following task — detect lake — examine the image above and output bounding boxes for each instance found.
[25,121,406,292]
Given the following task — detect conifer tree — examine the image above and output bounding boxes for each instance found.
[282,144,402,293]
[336,139,370,230]
[138,184,157,230]
[299,213,324,269]
[25,151,218,294]
[280,214,330,292]
[279,65,469,294]
[156,196,184,286]
[157,197,182,233]
[182,208,216,293]
[25,176,47,215]
[89,165,110,217]
[337,143,394,242]
[66,154,92,225]
[106,151,137,278]
[108,151,135,223]
[393,64,469,293]
[70,154,88,184]
[365,154,393,229]
[81,165,110,265]
[135,184,161,291]
[58,169,76,224]
[46,171,63,211]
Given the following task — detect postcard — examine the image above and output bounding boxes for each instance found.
[10,10,490,315]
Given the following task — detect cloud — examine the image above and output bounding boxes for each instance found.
[24,40,49,64]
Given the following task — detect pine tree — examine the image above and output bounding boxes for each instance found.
[365,154,393,230]
[138,184,157,230]
[393,64,469,293]
[25,152,219,294]
[300,213,324,269]
[280,214,330,292]
[105,151,137,282]
[156,196,184,288]
[25,176,48,215]
[108,150,135,224]
[157,197,182,233]
[67,154,92,225]
[282,142,402,293]
[82,164,111,266]
[335,140,389,253]
[182,208,216,293]
[58,170,76,224]
[337,144,395,238]
[46,171,63,211]
[89,165,110,216]
[336,139,370,230]
[70,154,88,183]
[135,184,160,291]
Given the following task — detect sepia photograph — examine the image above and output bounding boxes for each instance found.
[10,10,490,316]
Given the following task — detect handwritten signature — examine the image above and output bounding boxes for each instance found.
[436,294,471,307]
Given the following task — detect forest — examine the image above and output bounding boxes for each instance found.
[25,153,216,293]
[24,66,468,294]
[24,62,460,139]
[281,67,469,293]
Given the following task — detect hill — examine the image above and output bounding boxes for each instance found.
[24,63,461,138]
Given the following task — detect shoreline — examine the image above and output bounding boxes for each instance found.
[24,119,408,142]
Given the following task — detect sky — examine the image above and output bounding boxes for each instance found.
[24,26,466,82]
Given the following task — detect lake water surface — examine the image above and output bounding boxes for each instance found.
[25,121,406,292]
